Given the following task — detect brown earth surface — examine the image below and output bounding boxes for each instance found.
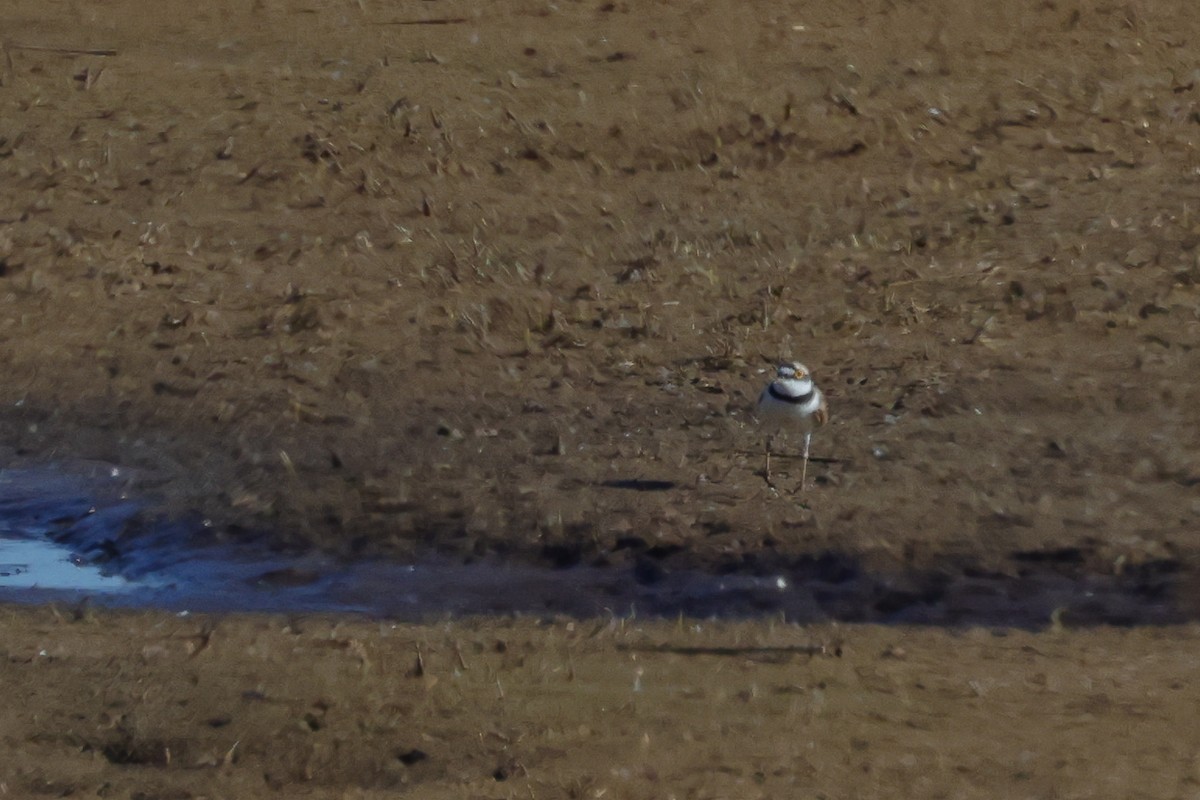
[5,607,1200,799]
[2,0,1200,795]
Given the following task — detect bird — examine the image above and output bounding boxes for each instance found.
[756,361,829,490]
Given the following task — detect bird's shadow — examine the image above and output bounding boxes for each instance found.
[598,479,678,492]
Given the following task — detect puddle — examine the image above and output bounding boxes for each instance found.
[0,538,134,593]
[0,463,1185,627]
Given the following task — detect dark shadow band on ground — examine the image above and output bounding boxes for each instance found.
[0,463,1183,629]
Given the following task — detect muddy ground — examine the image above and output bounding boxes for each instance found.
[1,0,1199,795]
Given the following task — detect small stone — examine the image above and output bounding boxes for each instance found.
[1131,458,1156,481]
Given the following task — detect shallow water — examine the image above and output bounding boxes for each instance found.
[0,462,1183,627]
[0,537,134,593]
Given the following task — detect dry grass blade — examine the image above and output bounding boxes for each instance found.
[380,17,468,26]
[617,643,831,659]
[8,43,118,56]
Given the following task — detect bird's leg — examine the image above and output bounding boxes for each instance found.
[763,434,774,486]
[799,431,812,492]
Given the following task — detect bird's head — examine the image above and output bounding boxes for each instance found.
[778,362,809,380]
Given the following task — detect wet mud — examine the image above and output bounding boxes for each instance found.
[0,461,1184,627]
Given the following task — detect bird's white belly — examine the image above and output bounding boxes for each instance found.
[756,393,816,432]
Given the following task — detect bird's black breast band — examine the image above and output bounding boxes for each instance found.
[768,385,814,406]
